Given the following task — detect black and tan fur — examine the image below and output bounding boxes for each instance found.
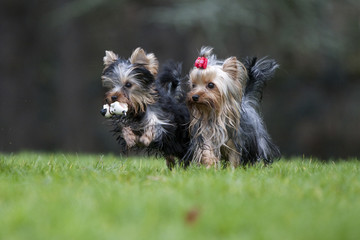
[101,48,191,169]
[186,46,280,168]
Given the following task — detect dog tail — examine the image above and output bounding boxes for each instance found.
[240,57,280,165]
[156,61,185,100]
[243,57,278,103]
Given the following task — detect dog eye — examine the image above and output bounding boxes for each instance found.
[125,82,132,88]
[192,84,196,88]
[207,82,215,89]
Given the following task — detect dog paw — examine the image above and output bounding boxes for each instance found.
[139,135,152,146]
[122,127,138,148]
[201,154,219,168]
[125,137,137,148]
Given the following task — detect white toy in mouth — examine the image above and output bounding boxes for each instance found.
[101,104,112,118]
[109,102,128,116]
[101,102,128,118]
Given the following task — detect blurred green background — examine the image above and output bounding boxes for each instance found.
[0,0,359,159]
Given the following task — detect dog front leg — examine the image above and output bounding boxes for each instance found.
[227,140,241,168]
[139,125,155,146]
[122,126,139,149]
[165,155,176,170]
[201,148,219,168]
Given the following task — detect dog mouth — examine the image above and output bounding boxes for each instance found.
[187,98,215,110]
[100,101,129,118]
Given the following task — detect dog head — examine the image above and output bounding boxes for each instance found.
[187,46,246,120]
[101,48,159,115]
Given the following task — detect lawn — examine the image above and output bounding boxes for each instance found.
[0,153,359,240]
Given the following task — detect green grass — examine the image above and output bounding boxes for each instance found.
[0,153,359,240]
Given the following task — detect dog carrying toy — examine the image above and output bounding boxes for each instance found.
[100,102,128,118]
[109,102,128,116]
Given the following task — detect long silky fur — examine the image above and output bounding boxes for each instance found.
[156,61,181,94]
[102,52,191,167]
[187,47,245,165]
[239,57,281,165]
[186,47,280,167]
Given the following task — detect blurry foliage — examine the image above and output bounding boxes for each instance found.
[45,0,114,26]
[42,0,360,68]
[149,0,360,72]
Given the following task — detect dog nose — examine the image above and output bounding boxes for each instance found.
[192,94,199,102]
[111,95,118,102]
[100,108,107,116]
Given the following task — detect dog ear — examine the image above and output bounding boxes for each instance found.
[130,47,159,76]
[103,51,118,68]
[222,57,242,80]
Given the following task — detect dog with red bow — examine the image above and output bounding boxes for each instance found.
[100,48,191,169]
[186,46,280,167]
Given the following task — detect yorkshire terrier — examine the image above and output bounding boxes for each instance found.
[186,46,280,168]
[100,48,191,169]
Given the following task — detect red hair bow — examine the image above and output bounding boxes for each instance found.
[194,57,208,69]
